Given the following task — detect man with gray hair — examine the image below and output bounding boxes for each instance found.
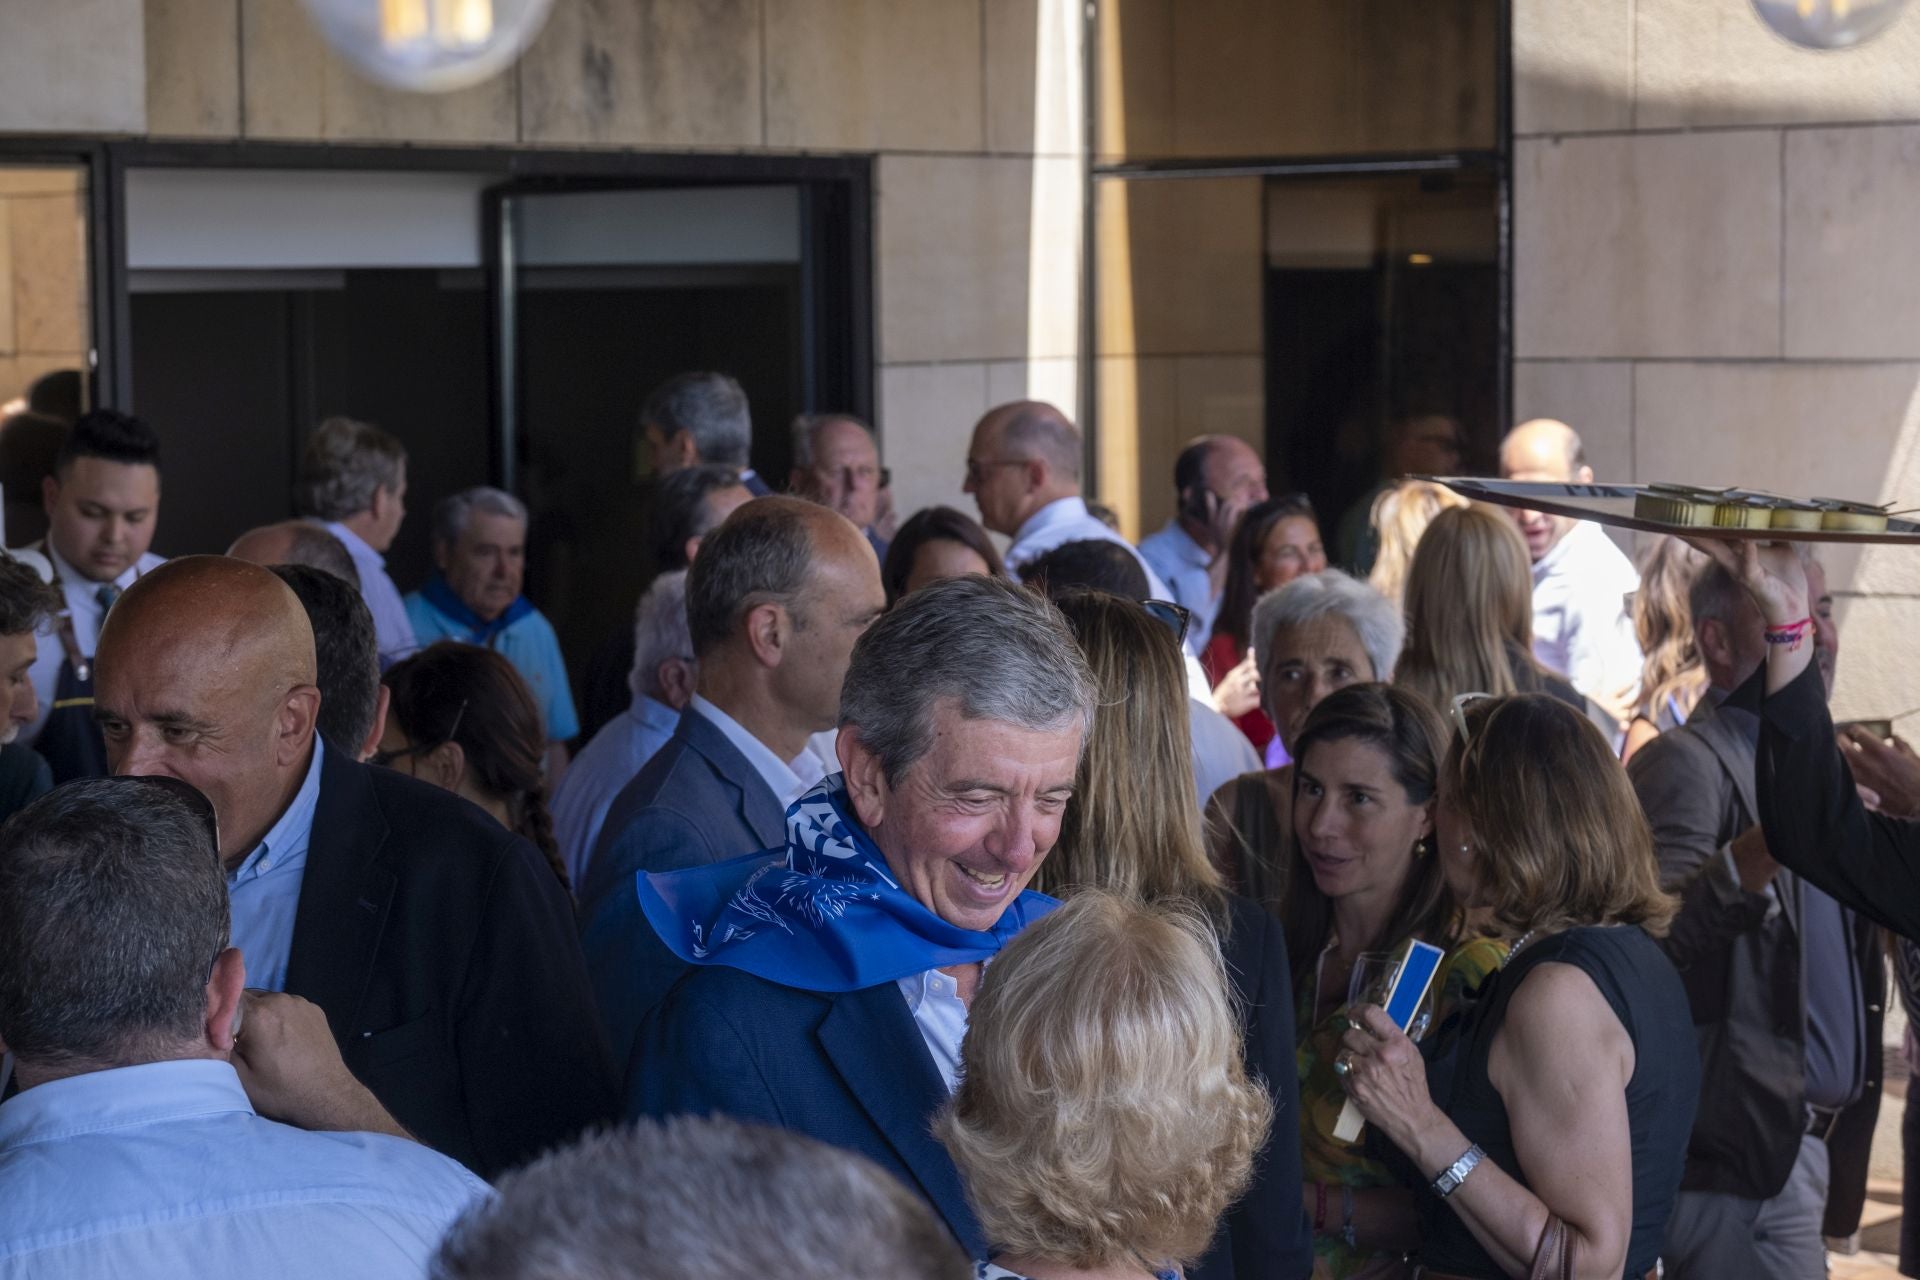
[641,371,768,495]
[227,519,361,587]
[963,400,1169,597]
[294,416,415,665]
[789,412,888,559]
[579,497,886,1069]
[405,486,578,771]
[553,569,694,888]
[1627,554,1876,1277]
[433,1115,969,1280]
[0,778,488,1278]
[628,574,1097,1258]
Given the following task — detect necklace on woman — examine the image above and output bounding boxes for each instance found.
[1500,929,1538,968]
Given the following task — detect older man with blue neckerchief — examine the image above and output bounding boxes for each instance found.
[628,574,1096,1258]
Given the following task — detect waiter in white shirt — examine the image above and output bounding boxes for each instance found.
[1499,418,1642,731]
[962,400,1171,599]
[13,409,165,782]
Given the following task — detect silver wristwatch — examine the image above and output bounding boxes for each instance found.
[1431,1143,1485,1199]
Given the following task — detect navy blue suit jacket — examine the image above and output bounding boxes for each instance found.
[630,964,984,1257]
[577,705,786,1070]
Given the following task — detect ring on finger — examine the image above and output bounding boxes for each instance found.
[1333,1050,1355,1078]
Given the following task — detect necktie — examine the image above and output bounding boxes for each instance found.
[96,584,120,616]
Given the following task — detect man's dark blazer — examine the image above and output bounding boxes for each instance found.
[283,742,619,1180]
[578,705,786,1071]
[1628,692,1883,1232]
[629,963,986,1257]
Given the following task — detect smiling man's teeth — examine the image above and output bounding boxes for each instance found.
[958,865,1006,888]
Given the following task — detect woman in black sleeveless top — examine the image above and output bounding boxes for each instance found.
[1336,694,1699,1279]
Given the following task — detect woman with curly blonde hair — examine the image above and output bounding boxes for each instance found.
[936,890,1273,1280]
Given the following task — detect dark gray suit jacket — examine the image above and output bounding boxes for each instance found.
[578,704,787,1072]
[1628,693,1883,1218]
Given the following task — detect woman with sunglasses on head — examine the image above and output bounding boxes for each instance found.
[1203,493,1330,762]
[1337,693,1697,1280]
[379,641,568,890]
[1279,683,1505,1280]
[1042,588,1313,1280]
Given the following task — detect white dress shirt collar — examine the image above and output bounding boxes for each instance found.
[1012,495,1092,548]
[690,694,812,808]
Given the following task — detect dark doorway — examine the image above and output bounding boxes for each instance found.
[1263,171,1499,565]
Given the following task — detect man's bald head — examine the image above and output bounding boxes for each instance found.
[227,520,360,587]
[982,401,1081,482]
[1500,419,1588,484]
[95,557,323,866]
[1498,419,1594,562]
[104,556,316,688]
[966,402,1085,537]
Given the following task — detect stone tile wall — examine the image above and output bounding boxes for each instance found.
[1513,0,1920,726]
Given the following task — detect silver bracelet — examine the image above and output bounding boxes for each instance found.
[1430,1143,1485,1199]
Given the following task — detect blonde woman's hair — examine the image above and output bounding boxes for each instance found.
[1445,694,1676,937]
[1042,591,1225,912]
[936,891,1272,1271]
[1395,505,1539,713]
[1367,479,1470,607]
[1633,536,1707,722]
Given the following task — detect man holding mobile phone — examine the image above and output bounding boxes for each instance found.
[1139,436,1269,654]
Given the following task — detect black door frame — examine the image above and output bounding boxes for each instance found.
[0,137,874,494]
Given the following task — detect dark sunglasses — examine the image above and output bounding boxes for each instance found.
[1143,599,1192,646]
[371,699,469,769]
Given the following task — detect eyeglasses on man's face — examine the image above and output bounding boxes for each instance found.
[964,458,1028,487]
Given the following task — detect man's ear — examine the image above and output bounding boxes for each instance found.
[655,657,698,710]
[1696,618,1729,670]
[837,727,889,829]
[683,534,704,566]
[1023,458,1047,492]
[39,474,57,515]
[1575,463,1595,485]
[431,539,450,572]
[357,684,391,763]
[742,601,789,669]
[278,685,322,769]
[205,947,246,1056]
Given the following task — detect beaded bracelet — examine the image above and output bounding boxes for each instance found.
[1764,616,1812,650]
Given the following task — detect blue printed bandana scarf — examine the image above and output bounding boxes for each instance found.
[636,775,1056,992]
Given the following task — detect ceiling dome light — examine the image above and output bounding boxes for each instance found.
[299,0,555,93]
[1752,0,1909,49]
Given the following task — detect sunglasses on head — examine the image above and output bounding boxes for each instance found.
[371,699,469,770]
[1142,599,1192,646]
[1448,691,1493,745]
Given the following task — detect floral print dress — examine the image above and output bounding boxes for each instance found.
[1296,934,1508,1280]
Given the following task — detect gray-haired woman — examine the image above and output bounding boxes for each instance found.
[1204,569,1405,907]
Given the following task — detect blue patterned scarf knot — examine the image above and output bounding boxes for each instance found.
[636,775,1056,992]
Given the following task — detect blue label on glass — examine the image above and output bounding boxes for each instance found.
[1383,939,1445,1030]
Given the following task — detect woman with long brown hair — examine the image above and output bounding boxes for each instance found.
[378,641,567,889]
[1281,684,1505,1280]
[1042,588,1313,1280]
[1394,506,1587,718]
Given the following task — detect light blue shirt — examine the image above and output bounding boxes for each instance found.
[227,740,325,993]
[405,593,580,742]
[552,692,680,888]
[1003,497,1172,600]
[896,966,971,1093]
[326,521,418,666]
[0,1059,487,1280]
[1138,519,1219,655]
